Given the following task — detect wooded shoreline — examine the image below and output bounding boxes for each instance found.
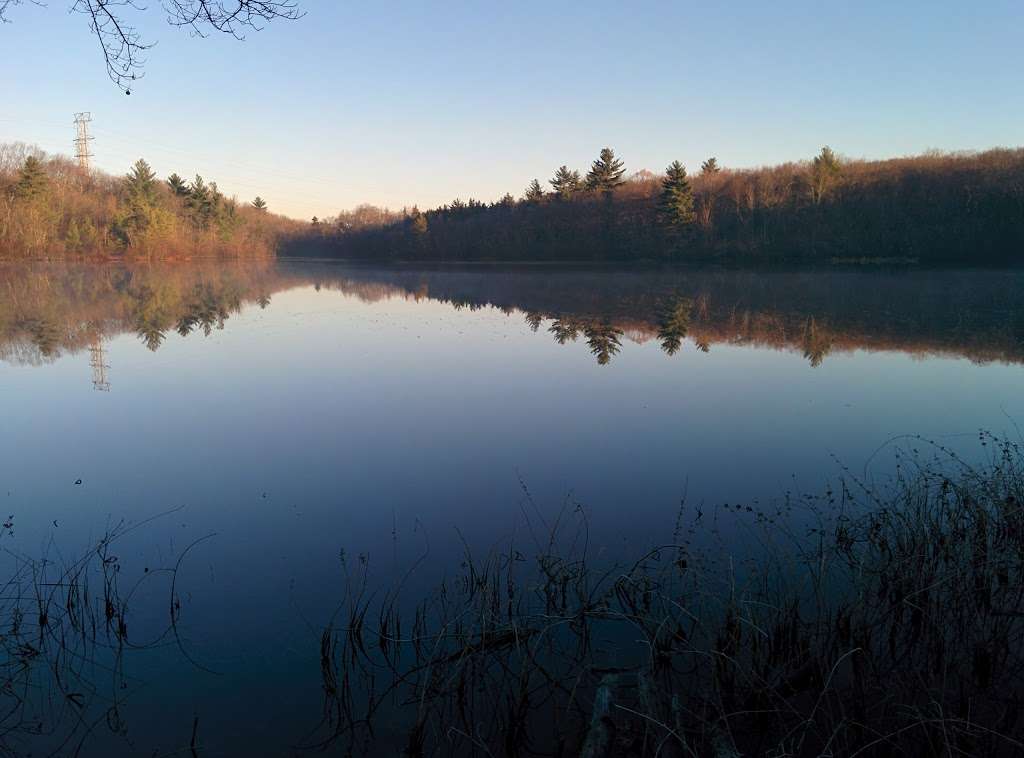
[3,143,1023,264]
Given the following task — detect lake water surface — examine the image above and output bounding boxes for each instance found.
[1,260,1022,754]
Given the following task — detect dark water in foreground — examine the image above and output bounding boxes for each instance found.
[1,259,1022,754]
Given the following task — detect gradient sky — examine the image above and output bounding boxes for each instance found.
[3,0,1022,219]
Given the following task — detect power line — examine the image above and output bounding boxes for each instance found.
[73,112,94,171]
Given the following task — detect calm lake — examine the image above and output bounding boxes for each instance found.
[1,259,1023,754]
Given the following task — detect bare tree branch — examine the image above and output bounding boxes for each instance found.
[2,0,302,93]
[70,0,151,93]
[163,0,302,39]
[0,0,44,23]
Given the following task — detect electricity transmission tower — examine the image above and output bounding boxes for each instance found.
[89,337,110,392]
[73,112,94,171]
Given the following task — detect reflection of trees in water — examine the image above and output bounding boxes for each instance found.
[3,262,1024,369]
[545,315,624,364]
[0,262,277,365]
[584,321,623,366]
[802,317,833,368]
[130,284,173,352]
[548,317,582,345]
[26,317,62,358]
[657,297,692,356]
[127,280,246,352]
[175,284,236,337]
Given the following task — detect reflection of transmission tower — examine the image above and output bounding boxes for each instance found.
[73,112,94,171]
[89,338,110,392]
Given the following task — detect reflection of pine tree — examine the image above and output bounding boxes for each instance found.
[802,317,832,367]
[657,298,693,356]
[176,314,198,336]
[131,284,173,352]
[584,321,623,365]
[548,317,582,344]
[524,312,544,332]
[137,324,166,352]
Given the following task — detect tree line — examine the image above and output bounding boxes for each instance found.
[291,145,1024,263]
[0,142,298,258]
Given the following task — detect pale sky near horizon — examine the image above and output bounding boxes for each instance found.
[3,0,1022,220]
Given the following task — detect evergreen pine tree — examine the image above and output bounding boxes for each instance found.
[524,179,544,203]
[584,148,626,195]
[208,181,226,224]
[125,159,158,206]
[167,173,189,196]
[114,159,164,243]
[700,157,721,175]
[187,176,213,227]
[252,196,267,210]
[811,146,841,204]
[14,156,49,201]
[657,161,696,234]
[549,165,582,199]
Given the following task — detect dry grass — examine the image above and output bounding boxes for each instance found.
[311,432,1024,757]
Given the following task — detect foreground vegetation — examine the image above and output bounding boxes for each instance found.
[0,142,298,258]
[295,146,1024,263]
[318,432,1024,756]
[2,434,1022,755]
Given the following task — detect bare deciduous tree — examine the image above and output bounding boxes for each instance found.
[0,0,302,92]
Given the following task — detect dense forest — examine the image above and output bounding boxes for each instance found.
[292,146,1024,263]
[0,142,297,258]
[4,142,1023,263]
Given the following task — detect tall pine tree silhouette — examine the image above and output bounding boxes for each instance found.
[524,179,544,203]
[700,157,721,175]
[549,165,582,199]
[585,148,626,195]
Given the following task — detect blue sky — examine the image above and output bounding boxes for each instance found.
[3,0,1022,219]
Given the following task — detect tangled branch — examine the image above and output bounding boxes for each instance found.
[1,0,303,93]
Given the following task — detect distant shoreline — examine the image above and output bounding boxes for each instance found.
[290,147,1024,266]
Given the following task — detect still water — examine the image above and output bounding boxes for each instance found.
[1,259,1022,754]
